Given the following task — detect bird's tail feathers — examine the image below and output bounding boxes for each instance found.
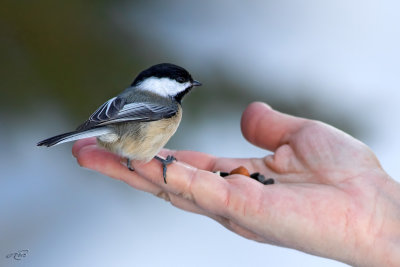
[37,127,111,147]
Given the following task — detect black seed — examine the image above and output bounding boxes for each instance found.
[262,178,275,185]
[250,172,260,179]
[250,172,275,185]
[219,172,230,177]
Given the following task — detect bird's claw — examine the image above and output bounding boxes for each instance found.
[155,155,177,183]
[127,158,135,171]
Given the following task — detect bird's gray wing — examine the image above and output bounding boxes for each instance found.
[76,96,177,131]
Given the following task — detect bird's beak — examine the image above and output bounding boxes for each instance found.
[192,80,202,87]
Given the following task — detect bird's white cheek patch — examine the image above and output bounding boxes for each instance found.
[137,77,190,97]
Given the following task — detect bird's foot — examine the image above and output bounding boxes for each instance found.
[154,155,177,184]
[127,158,135,171]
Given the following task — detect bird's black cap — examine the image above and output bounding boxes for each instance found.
[131,63,195,86]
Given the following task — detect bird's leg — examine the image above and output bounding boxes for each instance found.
[127,158,135,171]
[154,155,177,184]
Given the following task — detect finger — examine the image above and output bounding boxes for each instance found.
[241,102,307,151]
[72,138,97,157]
[75,143,162,194]
[165,192,265,242]
[131,158,270,220]
[158,190,229,227]
[159,149,217,170]
[212,216,268,243]
[167,193,210,216]
[159,149,274,176]
[131,158,231,217]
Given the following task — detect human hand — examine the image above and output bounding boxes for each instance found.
[72,102,400,266]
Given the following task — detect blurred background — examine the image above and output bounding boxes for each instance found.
[1,0,399,266]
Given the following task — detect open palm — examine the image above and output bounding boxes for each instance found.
[73,102,399,266]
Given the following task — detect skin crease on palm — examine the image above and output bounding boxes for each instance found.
[72,102,400,266]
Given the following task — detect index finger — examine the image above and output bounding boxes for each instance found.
[159,149,271,175]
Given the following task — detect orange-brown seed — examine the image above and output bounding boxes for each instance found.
[229,166,250,177]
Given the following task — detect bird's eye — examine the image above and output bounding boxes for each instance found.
[176,77,185,83]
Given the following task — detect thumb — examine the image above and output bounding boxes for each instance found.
[240,102,306,151]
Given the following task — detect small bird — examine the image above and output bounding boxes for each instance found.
[37,63,202,183]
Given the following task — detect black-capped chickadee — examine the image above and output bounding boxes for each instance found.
[37,63,202,183]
